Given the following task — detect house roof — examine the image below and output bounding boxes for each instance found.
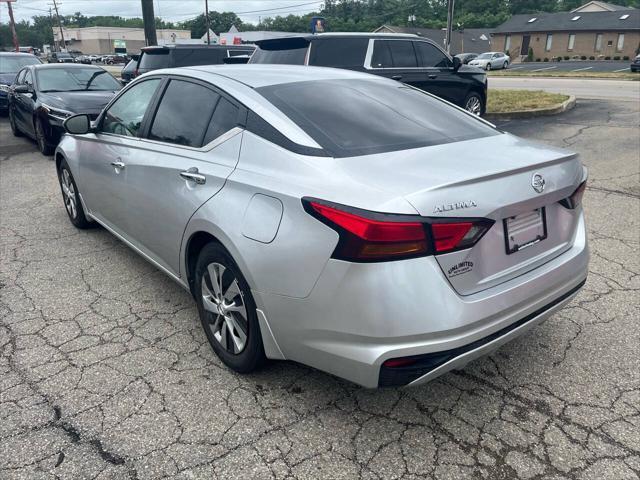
[492,9,640,34]
[373,26,493,54]
[571,1,635,12]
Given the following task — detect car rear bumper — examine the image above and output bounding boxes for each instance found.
[255,212,589,388]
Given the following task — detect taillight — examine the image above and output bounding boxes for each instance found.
[303,199,493,262]
[559,180,586,209]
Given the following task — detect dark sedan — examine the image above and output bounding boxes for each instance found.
[8,64,121,155]
[0,52,42,112]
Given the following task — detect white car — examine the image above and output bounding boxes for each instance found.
[469,52,510,71]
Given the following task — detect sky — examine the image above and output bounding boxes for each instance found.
[0,0,323,25]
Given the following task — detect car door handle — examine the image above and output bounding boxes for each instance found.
[110,161,125,169]
[180,168,206,185]
[391,75,403,81]
[428,74,438,79]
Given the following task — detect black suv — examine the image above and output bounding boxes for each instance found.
[250,33,487,115]
[135,44,256,78]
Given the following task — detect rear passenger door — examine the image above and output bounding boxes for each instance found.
[413,41,466,106]
[368,40,426,89]
[121,77,243,276]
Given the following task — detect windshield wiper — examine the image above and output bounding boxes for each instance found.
[84,70,107,90]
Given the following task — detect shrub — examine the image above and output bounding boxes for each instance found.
[527,46,534,62]
[604,56,611,60]
[543,57,549,62]
[589,56,595,60]
[580,55,587,60]
[613,55,621,60]
[623,56,630,61]
[536,58,541,62]
[563,55,570,60]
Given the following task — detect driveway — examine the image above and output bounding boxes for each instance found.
[490,77,640,101]
[1,99,639,479]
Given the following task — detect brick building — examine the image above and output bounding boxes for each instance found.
[491,1,639,61]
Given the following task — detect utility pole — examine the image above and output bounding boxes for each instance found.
[48,7,56,52]
[141,0,158,46]
[445,0,455,54]
[205,0,211,45]
[3,0,20,52]
[51,0,66,51]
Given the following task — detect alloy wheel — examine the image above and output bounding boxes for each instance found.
[201,262,249,355]
[465,96,482,116]
[60,168,77,219]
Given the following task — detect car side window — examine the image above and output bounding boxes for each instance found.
[388,41,417,68]
[100,78,161,137]
[203,97,240,145]
[371,41,393,68]
[15,69,26,84]
[23,70,33,87]
[148,79,221,147]
[414,42,451,68]
[311,38,369,68]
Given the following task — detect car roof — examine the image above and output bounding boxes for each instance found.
[142,44,255,51]
[0,52,39,57]
[255,32,420,45]
[30,63,104,70]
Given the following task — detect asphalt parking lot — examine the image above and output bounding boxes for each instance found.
[506,60,634,73]
[1,98,639,479]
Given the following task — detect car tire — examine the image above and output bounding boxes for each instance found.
[57,159,93,229]
[9,108,22,137]
[463,92,483,116]
[503,61,509,69]
[485,63,492,71]
[35,118,54,156]
[195,242,265,373]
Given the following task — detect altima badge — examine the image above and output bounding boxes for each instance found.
[433,200,477,214]
[532,173,545,193]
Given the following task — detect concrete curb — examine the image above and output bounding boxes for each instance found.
[485,95,576,120]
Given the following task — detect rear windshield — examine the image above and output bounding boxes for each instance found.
[250,38,308,65]
[0,55,41,73]
[257,79,498,157]
[139,50,170,70]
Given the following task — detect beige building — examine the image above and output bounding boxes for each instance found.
[492,2,639,61]
[52,26,192,55]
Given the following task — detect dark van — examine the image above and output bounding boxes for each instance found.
[135,44,256,77]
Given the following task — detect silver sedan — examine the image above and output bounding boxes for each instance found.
[469,51,511,70]
[55,65,588,388]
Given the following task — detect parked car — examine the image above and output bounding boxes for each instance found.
[249,33,488,115]
[120,55,139,84]
[106,54,128,65]
[631,54,640,73]
[47,52,75,64]
[134,44,256,78]
[0,52,42,113]
[56,64,588,388]
[75,55,92,64]
[468,52,510,70]
[88,55,101,63]
[455,53,479,64]
[8,64,121,155]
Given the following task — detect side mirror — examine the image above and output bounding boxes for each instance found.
[64,114,91,135]
[453,56,462,71]
[13,84,31,94]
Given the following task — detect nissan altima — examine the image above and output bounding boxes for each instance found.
[55,65,588,388]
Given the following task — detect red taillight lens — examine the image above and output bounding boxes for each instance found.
[383,357,418,368]
[304,199,493,262]
[306,201,428,262]
[560,180,586,209]
[431,222,492,254]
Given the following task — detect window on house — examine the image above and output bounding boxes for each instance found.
[545,34,553,51]
[528,17,537,23]
[616,33,625,51]
[607,40,613,47]
[568,34,575,51]
[595,33,603,51]
[572,16,581,21]
[505,35,511,51]
[619,14,629,20]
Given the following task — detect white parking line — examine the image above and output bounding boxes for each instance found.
[508,66,524,70]
[613,67,630,72]
[531,66,557,72]
[571,67,593,72]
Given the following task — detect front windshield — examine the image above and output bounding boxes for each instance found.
[476,53,492,59]
[36,67,122,92]
[0,55,41,73]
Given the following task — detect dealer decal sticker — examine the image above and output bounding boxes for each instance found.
[447,261,474,277]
